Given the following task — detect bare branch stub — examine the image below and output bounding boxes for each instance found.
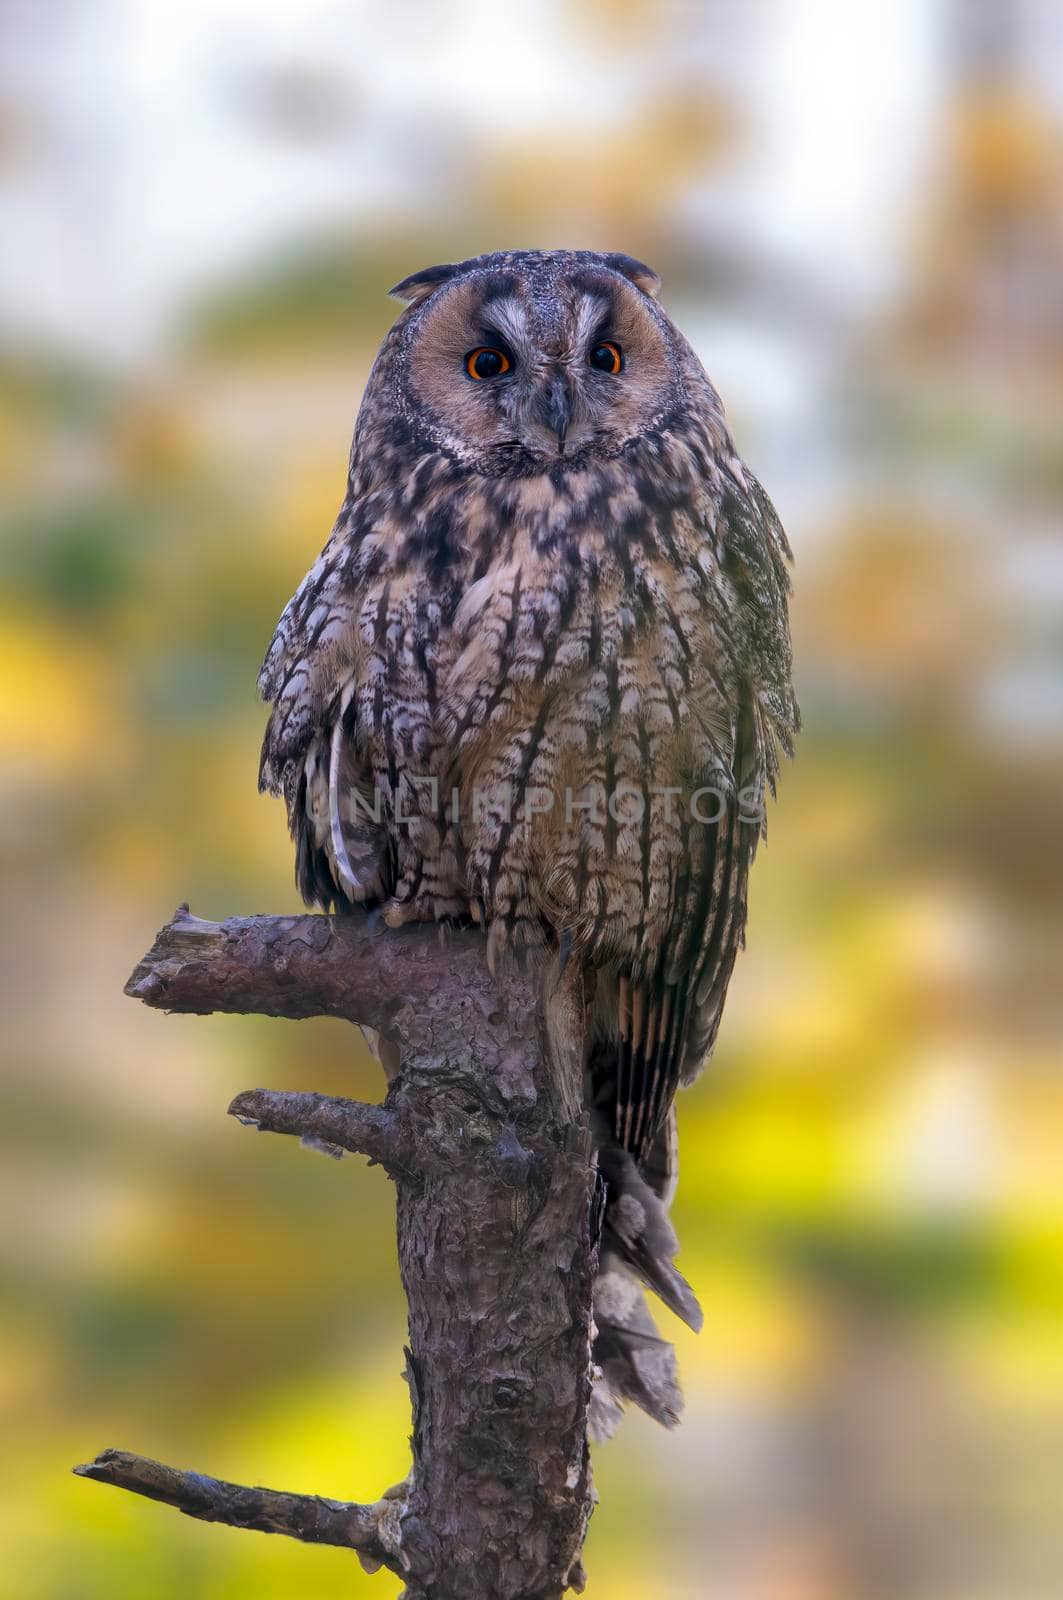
[80,907,599,1600]
[73,1449,399,1574]
[122,905,530,1056]
[227,1088,420,1174]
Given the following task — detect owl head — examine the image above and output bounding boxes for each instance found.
[379,250,696,476]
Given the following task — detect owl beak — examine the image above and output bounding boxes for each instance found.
[537,372,572,455]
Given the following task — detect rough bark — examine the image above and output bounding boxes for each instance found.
[76,907,597,1599]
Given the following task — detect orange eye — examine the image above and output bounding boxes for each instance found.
[465,347,511,380]
[589,341,623,374]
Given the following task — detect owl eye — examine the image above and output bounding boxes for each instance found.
[589,341,623,374]
[465,347,511,380]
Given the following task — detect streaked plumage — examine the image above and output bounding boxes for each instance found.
[260,250,797,1430]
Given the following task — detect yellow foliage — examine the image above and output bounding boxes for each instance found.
[0,614,121,775]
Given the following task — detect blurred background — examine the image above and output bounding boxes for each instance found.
[2,1,1062,1596]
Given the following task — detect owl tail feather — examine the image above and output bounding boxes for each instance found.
[597,1139,702,1332]
[589,1117,702,1434]
[590,1252,684,1439]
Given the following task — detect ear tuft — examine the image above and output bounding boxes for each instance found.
[602,253,661,299]
[388,262,461,307]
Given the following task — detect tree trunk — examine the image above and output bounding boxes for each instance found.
[75,907,597,1598]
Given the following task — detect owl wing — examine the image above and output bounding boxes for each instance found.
[258,511,395,912]
[614,466,797,1166]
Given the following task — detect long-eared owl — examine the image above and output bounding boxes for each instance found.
[259,250,797,1433]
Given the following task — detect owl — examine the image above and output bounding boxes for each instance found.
[259,249,797,1432]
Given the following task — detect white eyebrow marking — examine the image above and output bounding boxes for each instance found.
[482,296,529,352]
[573,292,611,353]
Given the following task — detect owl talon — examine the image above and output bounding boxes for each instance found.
[381,895,435,929]
[381,901,414,929]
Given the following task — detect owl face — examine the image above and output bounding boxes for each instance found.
[387,251,684,476]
